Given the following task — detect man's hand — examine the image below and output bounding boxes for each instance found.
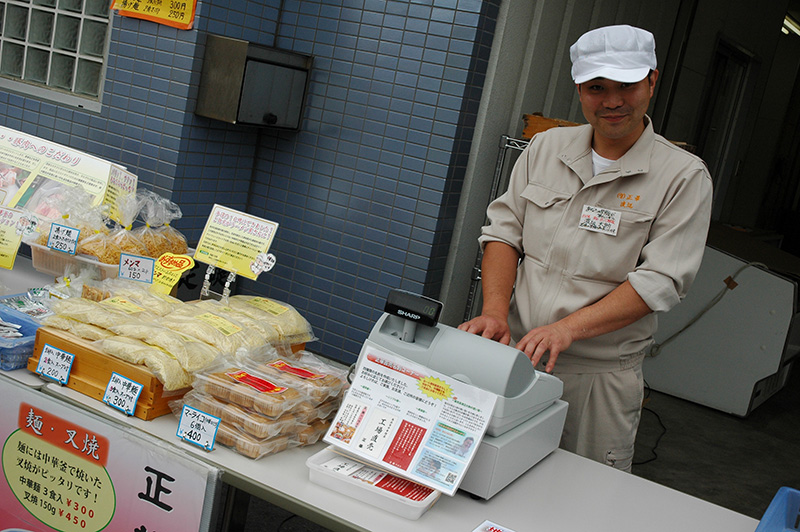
[458,314,512,345]
[515,322,574,373]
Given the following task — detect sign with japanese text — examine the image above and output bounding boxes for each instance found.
[194,204,279,281]
[0,206,30,269]
[0,376,217,531]
[118,252,155,283]
[111,0,197,30]
[0,126,124,215]
[177,405,220,451]
[103,372,144,416]
[46,223,80,255]
[36,344,75,385]
[324,347,497,496]
[151,252,195,294]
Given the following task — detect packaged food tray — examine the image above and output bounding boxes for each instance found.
[0,304,41,370]
[29,241,119,279]
[756,486,800,532]
[306,446,439,520]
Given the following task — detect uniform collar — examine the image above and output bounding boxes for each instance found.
[560,116,655,185]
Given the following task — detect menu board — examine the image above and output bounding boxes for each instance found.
[324,347,497,496]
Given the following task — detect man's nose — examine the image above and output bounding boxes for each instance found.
[603,90,624,108]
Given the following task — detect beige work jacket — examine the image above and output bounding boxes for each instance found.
[479,119,713,372]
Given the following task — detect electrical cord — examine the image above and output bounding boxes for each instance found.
[648,261,769,357]
[634,380,666,466]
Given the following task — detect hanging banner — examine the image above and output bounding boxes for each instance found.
[0,377,218,531]
[111,0,197,30]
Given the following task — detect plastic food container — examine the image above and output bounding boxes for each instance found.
[29,241,119,279]
[307,446,440,520]
[0,305,42,371]
[193,366,306,418]
[756,486,800,532]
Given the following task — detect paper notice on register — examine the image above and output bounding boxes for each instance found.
[472,520,517,532]
[324,346,496,496]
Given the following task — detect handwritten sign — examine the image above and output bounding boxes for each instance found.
[111,0,197,30]
[105,166,138,224]
[47,222,80,255]
[118,252,155,283]
[579,204,621,236]
[103,372,143,416]
[194,204,279,281]
[36,344,75,385]
[177,405,220,451]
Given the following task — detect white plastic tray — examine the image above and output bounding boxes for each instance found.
[306,446,440,520]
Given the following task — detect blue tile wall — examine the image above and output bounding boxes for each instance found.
[0,0,500,365]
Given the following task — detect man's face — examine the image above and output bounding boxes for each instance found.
[577,71,658,150]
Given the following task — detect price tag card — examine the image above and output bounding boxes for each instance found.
[151,252,195,294]
[35,344,75,385]
[118,253,155,283]
[103,372,143,416]
[194,204,279,281]
[176,405,220,451]
[46,223,80,255]
[111,0,197,30]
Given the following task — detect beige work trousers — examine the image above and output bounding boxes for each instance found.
[555,363,644,472]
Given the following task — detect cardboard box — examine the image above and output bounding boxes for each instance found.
[28,327,187,420]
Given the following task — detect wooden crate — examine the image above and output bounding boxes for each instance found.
[28,327,187,421]
[522,113,581,139]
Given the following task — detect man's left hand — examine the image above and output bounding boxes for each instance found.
[516,322,574,373]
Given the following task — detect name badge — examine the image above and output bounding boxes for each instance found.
[579,205,621,236]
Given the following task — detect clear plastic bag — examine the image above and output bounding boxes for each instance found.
[132,189,188,258]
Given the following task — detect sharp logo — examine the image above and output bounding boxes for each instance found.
[397,309,420,320]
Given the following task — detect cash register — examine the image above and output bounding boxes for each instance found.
[360,290,568,499]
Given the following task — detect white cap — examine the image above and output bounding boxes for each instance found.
[570,25,656,84]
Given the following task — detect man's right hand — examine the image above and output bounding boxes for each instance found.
[458,314,512,345]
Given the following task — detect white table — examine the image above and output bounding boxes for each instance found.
[35,379,758,532]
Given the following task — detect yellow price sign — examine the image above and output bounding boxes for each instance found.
[151,252,195,294]
[111,0,197,30]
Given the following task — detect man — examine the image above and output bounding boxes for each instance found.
[459,25,712,471]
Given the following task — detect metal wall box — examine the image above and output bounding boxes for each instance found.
[195,34,312,129]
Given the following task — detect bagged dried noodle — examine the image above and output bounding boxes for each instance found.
[41,315,115,341]
[225,295,315,345]
[133,190,188,258]
[108,322,219,374]
[108,192,148,258]
[161,304,264,357]
[95,336,191,391]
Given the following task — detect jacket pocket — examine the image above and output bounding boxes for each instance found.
[571,207,654,283]
[520,183,572,264]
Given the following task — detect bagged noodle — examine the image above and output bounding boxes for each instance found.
[94,336,191,391]
[132,189,188,258]
[108,192,148,260]
[190,299,281,346]
[81,278,184,316]
[49,296,157,330]
[108,322,220,374]
[41,315,115,341]
[225,295,316,346]
[160,304,264,358]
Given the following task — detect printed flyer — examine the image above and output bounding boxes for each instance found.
[324,346,497,496]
